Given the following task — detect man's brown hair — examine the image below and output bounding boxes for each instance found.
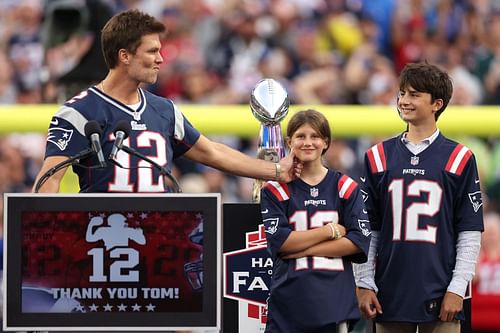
[101,9,165,69]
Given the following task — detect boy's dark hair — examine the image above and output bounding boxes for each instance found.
[101,9,165,69]
[286,109,331,155]
[399,62,453,120]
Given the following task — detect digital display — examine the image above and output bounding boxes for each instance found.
[4,194,220,331]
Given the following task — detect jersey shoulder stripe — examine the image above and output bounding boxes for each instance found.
[366,143,387,173]
[264,181,290,201]
[445,144,472,176]
[338,175,357,200]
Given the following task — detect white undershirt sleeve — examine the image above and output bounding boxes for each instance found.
[353,230,379,292]
[447,230,482,297]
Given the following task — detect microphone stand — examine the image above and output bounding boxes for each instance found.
[119,145,182,193]
[33,149,95,193]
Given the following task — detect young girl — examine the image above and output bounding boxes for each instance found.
[260,109,371,333]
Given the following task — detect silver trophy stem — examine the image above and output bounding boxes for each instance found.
[257,124,286,162]
[250,78,289,203]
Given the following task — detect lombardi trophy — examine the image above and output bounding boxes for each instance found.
[250,78,289,202]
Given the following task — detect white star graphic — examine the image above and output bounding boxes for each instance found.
[117,303,127,311]
[76,304,86,313]
[103,303,113,311]
[132,303,142,312]
[89,304,99,312]
[146,303,156,312]
[140,212,148,219]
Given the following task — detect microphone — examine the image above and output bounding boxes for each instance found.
[109,120,131,161]
[84,121,106,168]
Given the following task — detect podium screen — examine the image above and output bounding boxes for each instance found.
[3,194,221,331]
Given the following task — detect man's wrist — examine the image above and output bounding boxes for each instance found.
[275,163,281,181]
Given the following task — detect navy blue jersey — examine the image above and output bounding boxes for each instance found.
[260,170,371,333]
[361,133,484,323]
[44,87,200,192]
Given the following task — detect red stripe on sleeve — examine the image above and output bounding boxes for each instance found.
[445,144,463,172]
[343,181,358,200]
[282,183,290,198]
[455,149,472,176]
[264,182,285,201]
[366,148,378,174]
[377,143,387,170]
[338,175,347,192]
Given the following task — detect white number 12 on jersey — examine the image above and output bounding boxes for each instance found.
[389,179,442,243]
[289,211,344,271]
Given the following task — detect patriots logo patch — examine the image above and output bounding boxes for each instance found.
[358,219,371,237]
[468,191,483,213]
[263,217,279,235]
[47,128,74,151]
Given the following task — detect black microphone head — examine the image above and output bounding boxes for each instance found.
[114,120,132,139]
[84,120,102,138]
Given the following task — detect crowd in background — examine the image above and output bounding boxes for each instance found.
[0,0,499,331]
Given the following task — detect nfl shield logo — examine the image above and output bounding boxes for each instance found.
[411,156,419,166]
[310,187,319,198]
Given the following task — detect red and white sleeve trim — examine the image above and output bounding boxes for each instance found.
[445,144,472,176]
[338,175,357,200]
[366,143,387,173]
[264,181,290,201]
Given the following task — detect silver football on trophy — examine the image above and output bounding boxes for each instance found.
[250,79,289,124]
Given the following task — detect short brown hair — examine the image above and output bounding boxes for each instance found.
[399,62,453,120]
[286,109,331,155]
[101,9,165,69]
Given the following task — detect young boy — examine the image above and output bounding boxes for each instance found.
[355,62,484,333]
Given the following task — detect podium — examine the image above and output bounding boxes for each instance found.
[3,193,221,331]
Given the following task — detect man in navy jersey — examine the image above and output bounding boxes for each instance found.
[354,62,484,333]
[33,9,300,193]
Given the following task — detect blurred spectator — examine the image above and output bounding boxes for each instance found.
[360,0,395,56]
[0,137,28,193]
[4,0,44,103]
[41,0,112,102]
[0,50,16,103]
[315,0,364,59]
[443,44,484,105]
[472,212,500,332]
[179,173,210,193]
[201,166,240,202]
[487,140,500,212]
[391,0,428,72]
[476,5,500,104]
[323,139,360,178]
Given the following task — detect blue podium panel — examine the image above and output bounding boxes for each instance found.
[223,203,269,332]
